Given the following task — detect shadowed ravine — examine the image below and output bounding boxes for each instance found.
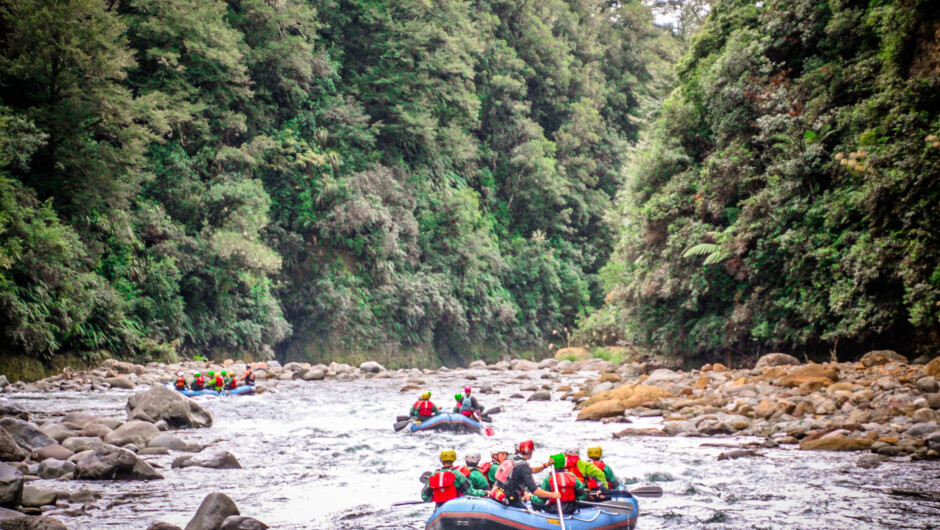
[16,368,940,529]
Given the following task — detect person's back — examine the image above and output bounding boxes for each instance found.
[421,450,487,507]
[533,454,587,514]
[174,375,186,391]
[191,373,205,391]
[243,369,255,386]
[411,392,438,419]
[586,446,619,492]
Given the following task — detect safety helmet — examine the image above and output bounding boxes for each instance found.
[208,371,215,377]
[587,446,603,459]
[421,392,431,400]
[492,449,508,457]
[563,447,579,457]
[440,450,457,463]
[517,440,534,455]
[464,386,471,393]
[194,372,201,377]
[455,393,463,401]
[177,371,183,376]
[465,452,481,466]
[550,454,566,469]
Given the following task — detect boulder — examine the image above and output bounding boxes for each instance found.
[755,353,801,369]
[927,393,940,410]
[61,413,97,427]
[147,523,183,530]
[105,376,135,390]
[577,400,626,421]
[99,359,142,375]
[717,449,762,460]
[185,492,239,530]
[510,360,539,371]
[33,444,72,462]
[917,377,939,393]
[468,360,487,369]
[38,459,75,480]
[0,419,55,453]
[554,347,591,361]
[19,486,56,507]
[104,420,161,447]
[912,408,938,424]
[526,391,551,402]
[221,516,268,530]
[0,509,67,530]
[359,361,385,373]
[538,359,559,370]
[126,384,212,428]
[0,402,29,421]
[61,437,105,453]
[0,430,26,462]
[924,357,940,378]
[179,450,241,470]
[0,464,22,508]
[905,423,939,437]
[860,350,907,367]
[645,369,683,385]
[856,454,885,469]
[800,436,873,451]
[301,369,325,381]
[148,434,188,451]
[74,444,163,480]
[778,364,839,387]
[38,425,75,444]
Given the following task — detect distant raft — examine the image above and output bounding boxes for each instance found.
[168,384,255,397]
[408,413,485,435]
[425,496,639,530]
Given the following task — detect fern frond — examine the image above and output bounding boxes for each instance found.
[682,243,721,258]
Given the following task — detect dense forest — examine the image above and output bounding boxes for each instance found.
[585,0,940,363]
[1,0,937,370]
[0,0,676,367]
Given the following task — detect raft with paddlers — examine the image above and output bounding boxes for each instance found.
[423,496,639,530]
[167,384,255,397]
[405,412,491,435]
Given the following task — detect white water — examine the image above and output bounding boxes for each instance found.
[14,367,940,529]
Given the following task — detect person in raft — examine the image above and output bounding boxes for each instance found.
[531,453,589,514]
[489,440,561,508]
[242,367,256,386]
[411,392,439,420]
[453,393,464,413]
[421,450,488,507]
[560,447,609,491]
[481,448,509,486]
[461,386,484,414]
[174,372,188,391]
[585,445,619,497]
[453,452,489,490]
[190,372,205,391]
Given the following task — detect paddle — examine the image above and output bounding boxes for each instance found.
[396,415,411,421]
[391,500,428,507]
[549,467,567,530]
[483,427,495,436]
[608,486,663,499]
[393,418,413,431]
[576,500,637,515]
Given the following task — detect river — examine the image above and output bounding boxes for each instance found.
[14,366,940,529]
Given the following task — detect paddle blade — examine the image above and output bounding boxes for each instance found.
[419,471,432,484]
[485,406,501,415]
[393,419,412,431]
[629,486,663,498]
[484,427,495,436]
[577,500,637,515]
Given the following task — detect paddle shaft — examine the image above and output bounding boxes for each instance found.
[609,486,663,498]
[576,500,637,514]
[549,467,567,530]
[391,500,428,507]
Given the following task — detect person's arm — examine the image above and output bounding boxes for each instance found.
[522,465,560,500]
[432,404,440,415]
[456,471,487,497]
[471,395,483,412]
[580,460,608,488]
[604,465,618,488]
[420,483,433,502]
[575,477,589,500]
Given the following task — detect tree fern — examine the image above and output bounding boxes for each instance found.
[682,243,729,265]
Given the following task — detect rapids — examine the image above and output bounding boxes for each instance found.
[14,367,940,529]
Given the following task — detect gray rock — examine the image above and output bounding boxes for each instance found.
[912,408,938,424]
[37,425,75,444]
[537,359,558,370]
[916,376,938,394]
[61,437,104,453]
[221,516,268,530]
[0,507,67,529]
[359,361,385,373]
[856,454,885,469]
[0,419,55,453]
[927,393,940,410]
[147,523,183,530]
[526,391,551,402]
[74,444,163,480]
[645,369,683,385]
[61,413,96,427]
[138,447,169,456]
[154,420,169,431]
[80,423,112,439]
[180,450,241,470]
[105,377,135,390]
[104,420,160,447]
[0,429,27,462]
[0,378,7,390]
[590,383,614,395]
[0,402,28,421]
[926,432,940,451]
[875,444,902,457]
[510,360,539,371]
[905,423,939,437]
[20,486,56,507]
[468,360,486,369]
[125,384,212,428]
[185,492,239,530]
[0,463,23,508]
[301,369,325,381]
[68,489,101,503]
[717,449,762,460]
[33,445,72,462]
[148,434,188,451]
[38,459,75,480]
[754,353,801,368]
[697,419,736,435]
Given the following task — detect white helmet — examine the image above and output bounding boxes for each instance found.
[563,447,579,457]
[465,452,481,466]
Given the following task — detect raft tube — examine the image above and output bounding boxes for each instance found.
[168,384,255,397]
[409,413,484,435]
[425,497,638,530]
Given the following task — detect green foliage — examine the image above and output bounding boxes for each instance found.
[594,0,940,361]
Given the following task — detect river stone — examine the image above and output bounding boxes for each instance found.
[38,459,74,480]
[33,444,72,462]
[526,391,551,402]
[645,369,683,385]
[147,523,183,530]
[874,376,901,390]
[800,436,873,451]
[99,359,142,375]
[20,486,56,507]
[37,425,75,445]
[0,420,55,454]
[510,360,539,371]
[104,420,160,447]
[0,464,22,508]
[912,408,938,423]
[185,492,239,530]
[105,377,135,390]
[0,430,26,462]
[61,413,96,427]
[0,509,67,530]
[180,450,241,470]
[0,402,29,421]
[148,434,188,451]
[856,454,885,469]
[468,360,486,369]
[905,423,939,437]
[917,377,939,393]
[717,449,762,460]
[926,393,940,409]
[926,432,940,451]
[860,350,908,367]
[61,437,104,453]
[220,516,268,530]
[74,444,163,480]
[302,369,325,381]
[126,384,212,428]
[755,353,801,368]
[359,361,385,373]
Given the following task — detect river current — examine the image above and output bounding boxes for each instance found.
[13,366,940,529]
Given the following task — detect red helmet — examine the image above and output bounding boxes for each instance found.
[464,386,471,393]
[517,440,534,455]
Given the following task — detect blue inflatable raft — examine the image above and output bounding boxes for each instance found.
[409,413,484,435]
[169,385,255,397]
[425,497,638,530]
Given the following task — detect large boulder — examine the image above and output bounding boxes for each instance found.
[126,385,212,428]
[0,508,67,530]
[644,369,683,385]
[860,350,908,367]
[221,516,268,530]
[359,361,385,373]
[926,357,940,378]
[38,424,76,444]
[38,458,75,480]
[179,450,241,470]
[799,436,873,451]
[0,420,55,453]
[510,360,539,371]
[577,400,626,421]
[0,403,28,422]
[74,444,163,480]
[0,464,22,508]
[99,359,143,375]
[104,420,161,447]
[301,369,325,381]
[777,364,839,387]
[754,353,801,368]
[185,493,240,530]
[20,486,56,508]
[0,430,26,462]
[105,376,136,390]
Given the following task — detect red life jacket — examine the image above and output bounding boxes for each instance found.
[588,460,606,489]
[549,472,578,502]
[195,376,205,385]
[453,465,471,478]
[175,377,185,389]
[215,375,223,387]
[480,462,492,476]
[565,455,585,481]
[428,470,458,503]
[415,400,434,417]
[460,410,474,417]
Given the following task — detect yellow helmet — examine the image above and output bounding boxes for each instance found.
[440,450,457,462]
[587,446,603,459]
[421,392,431,400]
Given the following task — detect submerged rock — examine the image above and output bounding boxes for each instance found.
[220,516,269,530]
[147,523,183,530]
[526,391,551,402]
[0,508,67,530]
[185,492,239,530]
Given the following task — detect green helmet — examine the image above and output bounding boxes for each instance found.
[455,393,463,401]
[550,454,566,470]
[194,372,201,377]
[208,371,215,377]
